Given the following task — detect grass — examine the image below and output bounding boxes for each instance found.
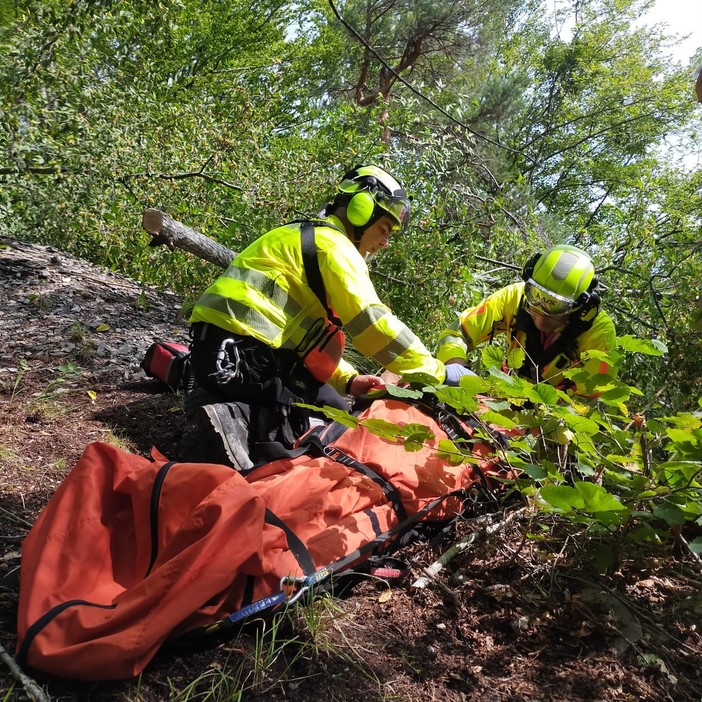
[0,445,25,469]
[100,430,134,452]
[68,322,97,362]
[154,593,377,702]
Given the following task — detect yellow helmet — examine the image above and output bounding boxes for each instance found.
[523,245,597,316]
[336,165,411,232]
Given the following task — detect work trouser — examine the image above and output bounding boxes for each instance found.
[189,322,348,447]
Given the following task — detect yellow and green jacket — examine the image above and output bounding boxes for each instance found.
[436,282,617,394]
[190,216,445,394]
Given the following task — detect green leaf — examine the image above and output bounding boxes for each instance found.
[652,502,687,525]
[456,375,489,395]
[484,399,512,411]
[574,482,626,512]
[384,384,424,400]
[506,347,526,370]
[402,371,441,386]
[437,438,466,466]
[589,542,614,573]
[659,413,702,430]
[433,386,480,413]
[526,383,559,406]
[522,464,548,480]
[479,410,518,429]
[598,386,632,404]
[656,461,702,484]
[689,538,702,554]
[539,485,584,512]
[617,335,667,356]
[295,403,359,428]
[486,369,531,397]
[629,523,663,544]
[360,418,402,441]
[580,349,616,363]
[562,413,600,436]
[666,428,702,445]
[400,423,434,452]
[481,345,504,370]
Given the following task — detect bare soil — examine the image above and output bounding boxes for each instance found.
[1,238,701,701]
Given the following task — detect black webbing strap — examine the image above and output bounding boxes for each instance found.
[513,300,595,375]
[253,433,409,523]
[300,222,342,327]
[264,509,316,576]
[17,599,117,667]
[403,398,506,506]
[319,486,470,582]
[322,444,409,522]
[146,460,177,576]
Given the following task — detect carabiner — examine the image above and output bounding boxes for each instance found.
[279,575,309,604]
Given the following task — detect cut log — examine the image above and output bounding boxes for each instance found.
[142,208,235,269]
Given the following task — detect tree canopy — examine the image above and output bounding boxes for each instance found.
[1,0,701,409]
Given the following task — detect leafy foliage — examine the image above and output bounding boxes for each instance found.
[1,0,700,405]
[311,337,702,567]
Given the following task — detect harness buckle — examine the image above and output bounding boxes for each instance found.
[280,576,309,604]
[213,338,243,383]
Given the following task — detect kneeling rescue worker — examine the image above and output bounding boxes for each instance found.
[436,245,617,395]
[186,165,459,470]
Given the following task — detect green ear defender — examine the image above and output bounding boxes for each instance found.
[346,189,376,227]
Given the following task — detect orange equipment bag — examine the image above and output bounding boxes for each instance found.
[16,398,510,680]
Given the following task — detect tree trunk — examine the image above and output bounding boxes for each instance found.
[142,208,235,269]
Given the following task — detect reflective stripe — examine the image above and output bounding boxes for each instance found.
[345,304,389,339]
[437,333,464,349]
[373,327,417,367]
[221,266,304,319]
[196,293,286,341]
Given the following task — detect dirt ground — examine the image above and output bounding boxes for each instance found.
[1,238,701,701]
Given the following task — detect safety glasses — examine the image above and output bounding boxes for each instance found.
[376,192,411,232]
[524,279,575,316]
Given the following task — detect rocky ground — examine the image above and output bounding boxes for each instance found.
[0,237,700,701]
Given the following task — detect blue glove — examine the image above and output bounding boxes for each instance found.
[444,363,476,386]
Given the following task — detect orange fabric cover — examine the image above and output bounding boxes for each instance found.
[16,400,505,680]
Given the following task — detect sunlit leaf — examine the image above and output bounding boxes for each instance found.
[526,383,558,406]
[481,345,504,370]
[574,482,626,512]
[539,484,584,511]
[296,403,359,428]
[617,335,667,356]
[361,418,402,441]
[506,347,525,370]
[384,384,423,400]
[438,438,466,466]
[563,413,600,436]
[480,410,518,429]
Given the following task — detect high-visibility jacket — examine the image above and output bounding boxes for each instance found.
[190,216,445,393]
[436,282,617,394]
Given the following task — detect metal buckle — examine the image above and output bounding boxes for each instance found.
[280,576,309,604]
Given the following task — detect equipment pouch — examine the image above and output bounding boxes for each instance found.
[301,320,346,384]
[140,342,191,391]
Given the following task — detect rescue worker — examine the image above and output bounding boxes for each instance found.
[186,165,461,469]
[436,245,617,395]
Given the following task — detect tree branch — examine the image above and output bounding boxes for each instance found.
[142,209,236,268]
[327,0,523,156]
[0,640,50,702]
